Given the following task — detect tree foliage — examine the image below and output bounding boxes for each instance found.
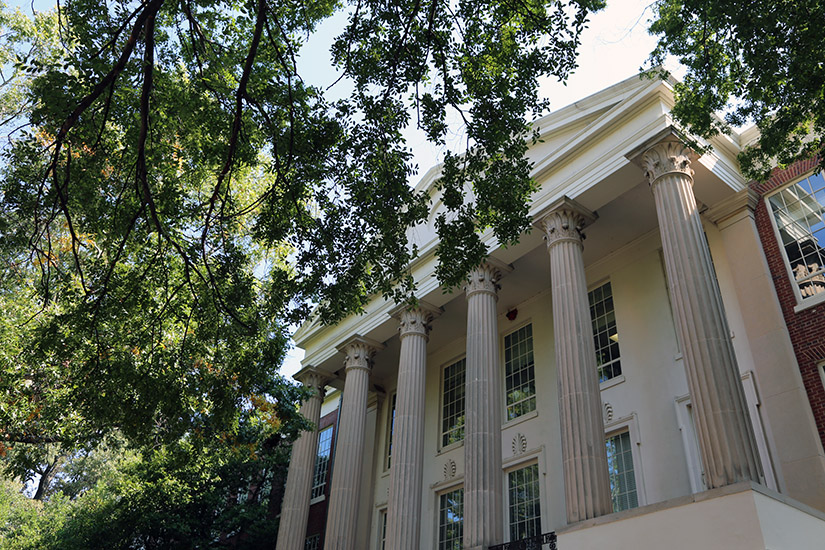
[648,0,825,179]
[1,429,294,549]
[0,0,604,457]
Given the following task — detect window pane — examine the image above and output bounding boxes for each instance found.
[439,488,464,550]
[508,464,541,541]
[311,426,334,499]
[606,431,639,512]
[387,394,397,469]
[442,359,466,446]
[588,282,622,382]
[769,173,825,299]
[504,324,537,420]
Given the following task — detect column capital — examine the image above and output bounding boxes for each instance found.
[293,366,331,393]
[337,335,385,372]
[535,196,596,250]
[463,259,512,299]
[390,301,442,340]
[641,140,695,186]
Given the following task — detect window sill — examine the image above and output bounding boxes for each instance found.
[502,409,538,429]
[309,495,325,506]
[793,291,825,313]
[437,440,464,456]
[600,374,626,391]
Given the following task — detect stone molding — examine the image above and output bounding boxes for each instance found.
[705,188,760,228]
[293,366,331,393]
[535,196,597,250]
[390,301,442,340]
[642,141,695,186]
[336,335,384,373]
[463,259,512,298]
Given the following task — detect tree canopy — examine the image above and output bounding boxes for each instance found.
[0,0,604,453]
[0,2,607,543]
[648,0,825,179]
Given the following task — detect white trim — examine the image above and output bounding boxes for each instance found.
[819,362,825,398]
[600,374,626,391]
[793,289,825,312]
[439,355,467,451]
[501,320,538,422]
[675,394,706,493]
[384,391,397,472]
[604,412,647,507]
[503,458,543,543]
[375,507,387,550]
[764,173,825,309]
[740,371,779,491]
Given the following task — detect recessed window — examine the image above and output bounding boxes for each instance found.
[305,534,320,550]
[442,358,466,447]
[379,509,387,550]
[311,425,333,499]
[438,487,464,550]
[606,431,638,512]
[504,324,536,420]
[386,393,397,469]
[588,282,622,383]
[507,463,542,542]
[768,171,825,301]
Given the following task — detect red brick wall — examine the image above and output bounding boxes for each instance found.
[750,157,825,448]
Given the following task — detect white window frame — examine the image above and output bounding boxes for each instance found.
[440,355,466,450]
[603,413,646,510]
[502,321,537,422]
[765,172,825,311]
[376,508,387,550]
[588,280,624,385]
[819,361,825,398]
[310,425,334,503]
[385,392,397,471]
[436,485,464,550]
[505,460,543,542]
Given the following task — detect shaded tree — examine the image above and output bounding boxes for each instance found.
[1,0,604,456]
[648,0,825,179]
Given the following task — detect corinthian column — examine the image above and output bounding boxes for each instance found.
[642,140,761,488]
[464,262,509,550]
[276,368,329,550]
[386,303,440,550]
[537,198,612,523]
[324,336,384,550]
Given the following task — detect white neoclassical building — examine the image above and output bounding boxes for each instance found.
[275,74,825,550]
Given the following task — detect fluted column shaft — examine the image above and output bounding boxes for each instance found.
[386,305,438,550]
[324,338,382,550]
[276,370,327,550]
[539,200,613,523]
[464,264,504,550]
[642,141,761,488]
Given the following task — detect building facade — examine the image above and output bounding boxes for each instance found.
[276,75,825,550]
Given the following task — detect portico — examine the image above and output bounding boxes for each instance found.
[278,74,825,550]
